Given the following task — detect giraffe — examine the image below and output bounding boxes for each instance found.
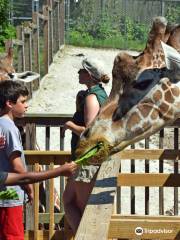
[0,46,16,81]
[75,17,180,164]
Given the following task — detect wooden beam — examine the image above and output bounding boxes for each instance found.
[38,213,63,224]
[24,230,63,240]
[118,149,180,160]
[12,39,24,46]
[117,173,180,187]
[24,149,180,165]
[75,154,121,240]
[112,214,180,221]
[108,217,180,239]
[25,150,71,165]
[38,13,48,21]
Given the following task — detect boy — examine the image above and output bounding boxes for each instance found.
[0,80,77,239]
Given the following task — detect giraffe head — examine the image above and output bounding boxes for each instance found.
[75,17,180,165]
[0,46,16,81]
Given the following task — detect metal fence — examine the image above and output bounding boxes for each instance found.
[11,0,180,49]
[66,0,180,49]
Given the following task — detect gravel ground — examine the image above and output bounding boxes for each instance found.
[28,45,179,215]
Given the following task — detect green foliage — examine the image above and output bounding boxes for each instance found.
[0,24,16,47]
[0,0,9,27]
[68,10,149,51]
[165,4,180,23]
[0,188,19,200]
[0,0,16,49]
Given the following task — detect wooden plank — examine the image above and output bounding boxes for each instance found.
[39,212,63,223]
[118,149,180,160]
[16,26,25,72]
[47,0,53,64]
[24,230,63,240]
[108,218,180,239]
[12,39,24,46]
[32,11,40,76]
[111,214,180,221]
[159,129,164,215]
[38,13,48,21]
[75,154,121,240]
[49,163,55,239]
[34,163,40,240]
[117,173,180,187]
[43,5,49,75]
[25,150,71,165]
[24,149,180,165]
[174,128,179,215]
[59,0,65,46]
[16,113,73,126]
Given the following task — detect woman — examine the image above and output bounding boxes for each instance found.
[63,57,110,234]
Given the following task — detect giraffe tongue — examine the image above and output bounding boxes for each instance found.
[75,142,104,165]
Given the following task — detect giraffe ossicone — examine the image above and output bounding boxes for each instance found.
[75,17,180,165]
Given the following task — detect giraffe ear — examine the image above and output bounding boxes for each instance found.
[161,41,180,71]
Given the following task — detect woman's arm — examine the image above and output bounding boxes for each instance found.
[63,94,99,136]
[63,121,85,136]
[84,94,100,126]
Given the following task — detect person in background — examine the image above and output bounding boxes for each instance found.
[63,57,110,234]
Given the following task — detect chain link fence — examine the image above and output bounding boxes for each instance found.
[66,0,180,50]
[11,0,180,50]
[9,0,44,25]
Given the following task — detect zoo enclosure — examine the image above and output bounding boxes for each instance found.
[11,0,65,88]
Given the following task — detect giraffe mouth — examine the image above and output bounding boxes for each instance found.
[75,137,112,165]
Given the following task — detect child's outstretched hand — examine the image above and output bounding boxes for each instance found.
[60,162,78,177]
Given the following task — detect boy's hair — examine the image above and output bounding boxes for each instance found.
[0,80,29,110]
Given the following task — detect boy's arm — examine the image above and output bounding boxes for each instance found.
[5,162,78,185]
[9,151,34,203]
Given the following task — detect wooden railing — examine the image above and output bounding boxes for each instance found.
[24,149,180,240]
[16,114,180,239]
[24,151,70,240]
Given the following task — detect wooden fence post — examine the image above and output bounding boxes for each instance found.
[24,26,33,71]
[16,26,25,72]
[43,5,49,75]
[47,0,54,64]
[32,12,40,75]
[24,123,36,231]
[59,0,65,46]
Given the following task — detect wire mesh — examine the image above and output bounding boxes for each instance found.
[66,0,180,50]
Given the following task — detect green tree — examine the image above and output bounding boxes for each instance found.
[0,0,16,49]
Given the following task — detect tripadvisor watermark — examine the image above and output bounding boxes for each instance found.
[135,227,173,236]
